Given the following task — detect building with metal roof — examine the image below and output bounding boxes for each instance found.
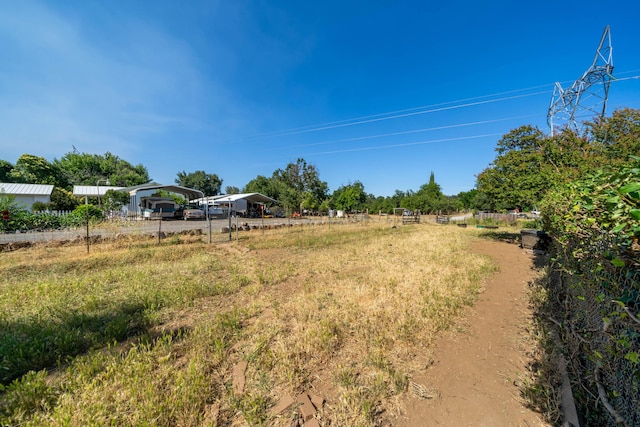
[119,182,207,220]
[200,193,278,217]
[73,185,125,198]
[0,182,54,210]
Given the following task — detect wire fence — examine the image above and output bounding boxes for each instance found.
[549,233,640,426]
[0,214,382,247]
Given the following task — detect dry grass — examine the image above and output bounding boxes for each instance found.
[1,222,496,426]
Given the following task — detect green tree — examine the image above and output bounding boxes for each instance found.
[225,186,240,194]
[457,189,478,210]
[414,172,446,213]
[273,158,328,211]
[9,154,66,187]
[476,110,640,213]
[0,160,13,182]
[245,158,328,212]
[332,181,367,212]
[54,152,150,187]
[50,188,81,211]
[244,175,280,200]
[476,126,548,211]
[587,107,640,164]
[175,170,222,196]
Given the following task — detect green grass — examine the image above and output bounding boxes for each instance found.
[1,223,499,426]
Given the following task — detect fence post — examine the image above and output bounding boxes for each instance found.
[158,208,162,244]
[86,207,90,254]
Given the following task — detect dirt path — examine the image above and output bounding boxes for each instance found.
[399,239,550,426]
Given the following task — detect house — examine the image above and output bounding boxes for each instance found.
[0,182,54,211]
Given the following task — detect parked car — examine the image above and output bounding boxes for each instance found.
[174,206,185,219]
[208,207,225,218]
[180,205,206,220]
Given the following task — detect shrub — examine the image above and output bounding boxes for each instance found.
[31,201,50,212]
[70,204,104,223]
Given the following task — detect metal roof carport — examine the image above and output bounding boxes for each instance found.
[121,183,207,221]
[73,185,125,205]
[210,193,278,205]
[204,193,278,217]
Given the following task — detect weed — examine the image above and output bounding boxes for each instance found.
[0,370,56,425]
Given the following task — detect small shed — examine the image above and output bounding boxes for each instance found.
[0,182,54,211]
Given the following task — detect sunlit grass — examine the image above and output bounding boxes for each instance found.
[1,222,498,426]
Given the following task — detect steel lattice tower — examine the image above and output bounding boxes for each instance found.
[547,26,614,135]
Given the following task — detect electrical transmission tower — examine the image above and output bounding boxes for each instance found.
[547,26,614,135]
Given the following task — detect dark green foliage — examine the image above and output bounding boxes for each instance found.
[0,370,57,423]
[30,201,50,212]
[71,204,104,222]
[54,151,150,188]
[244,158,329,212]
[542,156,640,253]
[0,302,151,385]
[540,157,640,426]
[50,187,82,211]
[9,154,68,187]
[175,170,222,196]
[477,108,640,212]
[332,181,367,212]
[476,126,548,211]
[0,160,13,182]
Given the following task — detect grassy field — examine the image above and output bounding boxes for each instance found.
[1,221,500,426]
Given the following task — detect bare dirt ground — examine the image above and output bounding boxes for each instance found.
[398,239,551,427]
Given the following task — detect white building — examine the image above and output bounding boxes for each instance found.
[0,182,54,211]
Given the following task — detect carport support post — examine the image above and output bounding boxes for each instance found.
[158,208,162,244]
[235,202,239,241]
[228,206,232,241]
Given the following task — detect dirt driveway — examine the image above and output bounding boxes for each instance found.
[399,239,550,426]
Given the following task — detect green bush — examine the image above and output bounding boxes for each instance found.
[30,201,50,212]
[540,156,640,425]
[0,202,105,233]
[70,204,104,222]
[542,155,640,253]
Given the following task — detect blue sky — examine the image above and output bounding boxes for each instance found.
[1,1,640,196]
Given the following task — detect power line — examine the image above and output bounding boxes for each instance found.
[285,92,550,136]
[231,71,640,147]
[293,75,640,158]
[275,113,543,150]
[275,75,640,147]
[302,133,504,156]
[253,90,550,140]
[239,83,554,141]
